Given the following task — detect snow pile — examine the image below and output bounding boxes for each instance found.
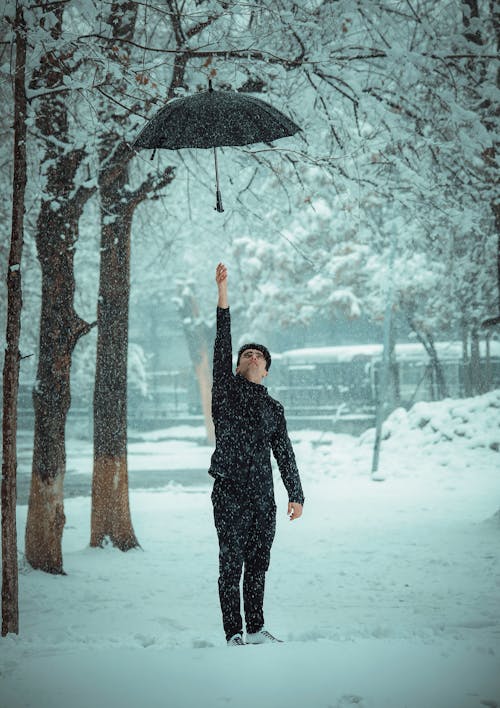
[360,389,500,451]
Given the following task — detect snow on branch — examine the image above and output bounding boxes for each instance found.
[77,34,306,69]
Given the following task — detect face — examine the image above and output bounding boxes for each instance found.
[236,349,268,382]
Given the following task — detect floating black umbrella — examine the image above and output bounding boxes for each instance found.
[133,80,301,212]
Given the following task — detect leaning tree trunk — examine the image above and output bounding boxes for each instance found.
[2,4,27,636]
[409,323,448,400]
[426,336,448,400]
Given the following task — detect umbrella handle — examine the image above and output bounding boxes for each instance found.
[216,189,224,213]
[213,147,224,213]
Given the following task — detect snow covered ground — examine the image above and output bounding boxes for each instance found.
[1,392,500,708]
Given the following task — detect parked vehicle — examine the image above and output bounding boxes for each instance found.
[267,341,500,416]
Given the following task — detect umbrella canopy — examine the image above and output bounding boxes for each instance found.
[133,81,301,212]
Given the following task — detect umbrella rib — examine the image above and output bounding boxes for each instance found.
[230,95,299,145]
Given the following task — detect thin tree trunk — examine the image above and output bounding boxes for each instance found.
[2,4,27,637]
[387,325,400,410]
[427,337,448,400]
[469,326,483,394]
[409,323,449,400]
[461,321,472,397]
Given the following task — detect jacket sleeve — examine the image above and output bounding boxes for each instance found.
[271,413,305,505]
[212,307,233,416]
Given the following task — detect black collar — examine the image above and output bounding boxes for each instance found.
[235,373,268,394]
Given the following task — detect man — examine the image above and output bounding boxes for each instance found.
[209,262,304,646]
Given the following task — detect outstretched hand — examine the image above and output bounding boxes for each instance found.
[215,262,227,285]
[216,262,228,308]
[288,502,303,521]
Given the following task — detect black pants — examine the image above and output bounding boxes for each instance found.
[211,477,276,641]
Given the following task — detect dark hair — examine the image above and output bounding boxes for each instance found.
[237,343,272,371]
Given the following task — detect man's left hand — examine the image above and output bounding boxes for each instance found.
[287,502,303,521]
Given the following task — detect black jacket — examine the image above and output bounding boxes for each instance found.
[208,307,304,505]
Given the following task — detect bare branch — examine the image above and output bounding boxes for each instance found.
[26,0,70,8]
[166,0,186,46]
[186,12,222,39]
[96,86,149,119]
[127,166,176,210]
[77,34,305,68]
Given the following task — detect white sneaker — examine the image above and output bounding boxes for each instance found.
[227,633,245,646]
[246,629,283,644]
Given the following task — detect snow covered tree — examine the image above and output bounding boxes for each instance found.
[89,0,184,550]
[24,4,96,574]
[192,1,498,403]
[1,1,26,637]
[90,0,143,552]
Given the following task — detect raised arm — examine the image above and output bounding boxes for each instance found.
[212,264,233,411]
[216,262,228,309]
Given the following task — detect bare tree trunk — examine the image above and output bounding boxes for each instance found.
[91,157,174,549]
[91,181,138,551]
[25,195,94,573]
[2,4,27,637]
[484,332,492,390]
[463,325,488,397]
[195,349,215,445]
[25,7,95,573]
[461,321,472,397]
[469,326,484,394]
[387,325,400,411]
[408,321,449,400]
[175,286,215,445]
